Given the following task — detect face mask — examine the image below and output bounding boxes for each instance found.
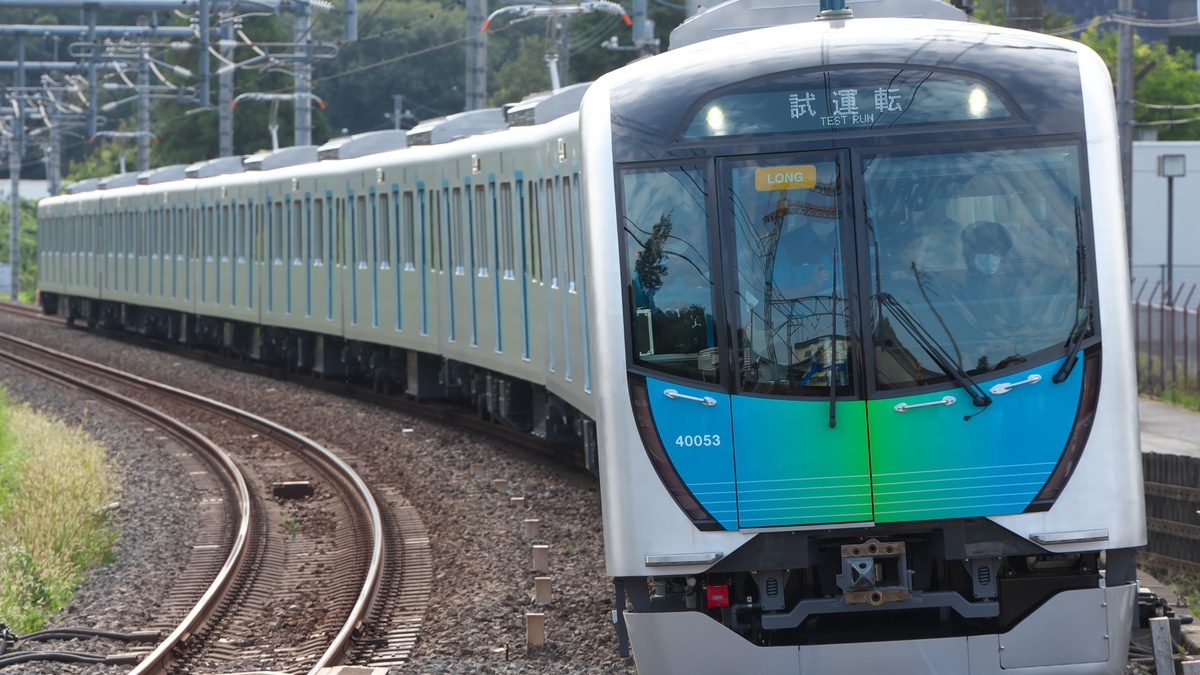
[974,253,1002,275]
[811,221,835,236]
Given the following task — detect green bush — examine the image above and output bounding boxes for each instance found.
[0,394,118,633]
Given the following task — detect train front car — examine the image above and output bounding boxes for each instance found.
[581,17,1145,675]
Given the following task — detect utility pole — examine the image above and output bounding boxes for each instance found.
[137,45,151,172]
[8,131,19,300]
[1117,1,1134,269]
[466,0,487,110]
[9,35,25,301]
[294,0,313,146]
[46,119,61,196]
[218,18,234,156]
[483,1,631,92]
[1005,0,1042,31]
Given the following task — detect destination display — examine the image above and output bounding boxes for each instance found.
[684,68,1013,138]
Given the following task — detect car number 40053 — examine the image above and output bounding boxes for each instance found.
[676,434,722,448]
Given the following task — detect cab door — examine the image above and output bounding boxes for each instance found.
[622,155,872,532]
[721,153,872,529]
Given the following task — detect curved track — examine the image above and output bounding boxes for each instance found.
[0,328,431,674]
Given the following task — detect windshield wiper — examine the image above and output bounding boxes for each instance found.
[1053,198,1092,384]
[1053,305,1091,383]
[877,292,992,409]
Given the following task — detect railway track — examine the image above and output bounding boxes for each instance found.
[0,329,432,674]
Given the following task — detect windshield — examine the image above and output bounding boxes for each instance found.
[725,155,855,397]
[865,144,1084,390]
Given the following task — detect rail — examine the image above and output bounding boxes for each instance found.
[0,330,392,673]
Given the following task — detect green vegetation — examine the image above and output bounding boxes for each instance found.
[1141,563,1200,617]
[1080,27,1200,141]
[0,392,119,633]
[1161,388,1200,413]
[1137,351,1200,411]
[0,198,40,304]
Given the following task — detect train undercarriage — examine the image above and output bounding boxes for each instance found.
[614,519,1140,669]
[46,293,597,471]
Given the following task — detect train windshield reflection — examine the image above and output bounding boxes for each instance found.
[865,144,1085,390]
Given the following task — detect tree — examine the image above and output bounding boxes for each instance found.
[0,198,41,303]
[490,34,553,107]
[312,0,468,132]
[1080,26,1200,141]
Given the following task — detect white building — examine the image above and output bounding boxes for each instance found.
[1132,141,1200,295]
[0,179,51,202]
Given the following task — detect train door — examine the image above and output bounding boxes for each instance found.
[721,153,871,529]
[622,154,870,531]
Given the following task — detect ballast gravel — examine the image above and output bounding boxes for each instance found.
[0,313,637,675]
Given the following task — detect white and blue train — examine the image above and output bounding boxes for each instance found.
[38,4,1147,673]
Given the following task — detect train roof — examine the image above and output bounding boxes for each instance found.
[138,164,189,185]
[317,130,408,160]
[185,155,245,179]
[51,81,595,196]
[407,108,507,146]
[98,172,139,190]
[504,83,592,127]
[669,0,968,49]
[242,145,319,171]
[64,177,101,194]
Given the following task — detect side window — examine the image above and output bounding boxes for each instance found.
[221,204,232,260]
[562,176,576,289]
[544,179,559,287]
[272,201,284,263]
[620,164,718,383]
[206,206,216,260]
[402,191,416,270]
[473,184,488,276]
[378,192,392,268]
[527,182,542,282]
[500,183,515,279]
[355,195,369,268]
[236,204,247,262]
[429,189,443,272]
[334,198,347,267]
[291,199,303,263]
[312,198,325,263]
[451,187,465,274]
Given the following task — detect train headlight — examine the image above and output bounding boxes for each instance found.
[968,86,989,118]
[704,106,728,136]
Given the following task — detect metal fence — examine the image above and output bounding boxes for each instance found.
[1133,277,1200,397]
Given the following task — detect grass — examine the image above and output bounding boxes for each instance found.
[1140,563,1200,618]
[0,391,119,634]
[1138,351,1200,411]
[1161,388,1200,413]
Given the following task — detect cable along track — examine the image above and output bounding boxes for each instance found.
[0,331,430,674]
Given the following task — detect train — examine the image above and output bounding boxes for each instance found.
[37,3,1147,673]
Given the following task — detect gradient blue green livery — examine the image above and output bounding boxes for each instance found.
[869,356,1081,522]
[729,396,871,527]
[644,354,1082,530]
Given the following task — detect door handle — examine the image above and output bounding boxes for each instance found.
[988,373,1041,395]
[663,389,718,407]
[893,395,956,413]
